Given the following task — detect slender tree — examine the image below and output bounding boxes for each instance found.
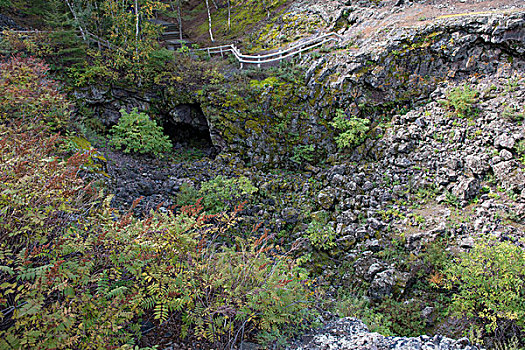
[169,0,185,42]
[64,0,87,40]
[227,0,230,33]
[205,0,214,42]
[134,0,139,41]
[177,0,183,41]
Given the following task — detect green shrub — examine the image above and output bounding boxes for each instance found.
[109,108,171,156]
[291,144,315,164]
[516,140,525,164]
[443,190,461,208]
[307,213,336,250]
[443,85,479,117]
[330,109,370,149]
[249,77,283,90]
[0,125,100,246]
[373,298,426,337]
[0,56,70,129]
[335,294,395,336]
[0,125,315,349]
[502,105,525,122]
[445,236,525,335]
[177,175,258,214]
[0,0,12,9]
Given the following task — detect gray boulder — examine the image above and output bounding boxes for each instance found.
[293,318,482,350]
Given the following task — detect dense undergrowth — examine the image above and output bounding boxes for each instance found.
[1,3,525,347]
[0,56,317,349]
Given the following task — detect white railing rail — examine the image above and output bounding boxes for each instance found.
[6,29,123,52]
[193,32,342,68]
[85,31,118,50]
[3,29,51,33]
[4,28,342,69]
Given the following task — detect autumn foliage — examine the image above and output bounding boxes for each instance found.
[0,56,315,349]
[0,56,70,128]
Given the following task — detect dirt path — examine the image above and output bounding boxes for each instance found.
[346,0,525,41]
[385,0,525,27]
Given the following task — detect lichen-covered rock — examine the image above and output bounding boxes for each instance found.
[318,187,338,210]
[464,154,490,176]
[492,161,525,192]
[494,133,516,150]
[451,177,480,203]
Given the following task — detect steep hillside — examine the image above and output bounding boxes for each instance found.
[1,0,524,349]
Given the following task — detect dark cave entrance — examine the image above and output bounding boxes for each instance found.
[162,103,218,159]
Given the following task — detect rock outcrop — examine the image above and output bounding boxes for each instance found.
[0,14,22,31]
[71,1,525,346]
[293,318,481,350]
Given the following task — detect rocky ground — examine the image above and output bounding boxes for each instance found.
[97,75,524,349]
[70,1,525,348]
[293,318,481,350]
[0,13,22,31]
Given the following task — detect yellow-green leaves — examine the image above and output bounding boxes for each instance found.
[445,236,525,333]
[110,108,172,157]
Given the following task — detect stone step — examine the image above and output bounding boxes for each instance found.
[162,31,183,40]
[163,24,179,32]
[165,39,191,48]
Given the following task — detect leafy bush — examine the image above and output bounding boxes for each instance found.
[110,108,172,156]
[373,298,426,337]
[0,127,314,349]
[445,236,525,335]
[0,58,314,349]
[443,85,479,117]
[0,0,12,9]
[1,27,87,78]
[307,213,336,250]
[516,140,525,164]
[0,125,98,246]
[249,77,283,90]
[335,294,395,336]
[177,175,258,214]
[330,109,370,149]
[502,105,525,122]
[291,144,315,165]
[0,56,70,129]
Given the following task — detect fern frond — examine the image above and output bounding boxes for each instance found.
[0,266,14,275]
[106,286,128,299]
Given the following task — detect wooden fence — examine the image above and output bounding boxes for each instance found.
[4,29,343,69]
[194,32,342,68]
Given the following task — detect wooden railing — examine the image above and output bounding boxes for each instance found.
[194,32,342,68]
[4,29,342,69]
[6,29,121,51]
[85,31,119,50]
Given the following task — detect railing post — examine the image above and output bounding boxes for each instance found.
[190,32,339,69]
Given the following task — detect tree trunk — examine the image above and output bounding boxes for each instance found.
[178,0,183,42]
[205,0,214,42]
[134,0,140,41]
[64,0,86,40]
[227,0,231,33]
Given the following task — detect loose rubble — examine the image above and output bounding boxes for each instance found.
[293,318,481,350]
